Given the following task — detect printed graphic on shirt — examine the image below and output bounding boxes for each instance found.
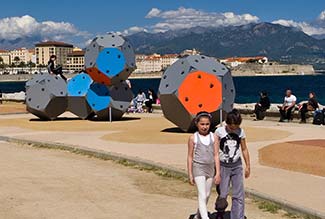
[215,127,245,164]
[219,132,241,163]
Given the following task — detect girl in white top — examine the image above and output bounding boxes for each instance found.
[187,111,221,219]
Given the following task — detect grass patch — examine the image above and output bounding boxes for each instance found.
[284,212,301,218]
[257,200,281,213]
[115,158,188,182]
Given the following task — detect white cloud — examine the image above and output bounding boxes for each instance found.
[122,26,148,35]
[273,18,325,37]
[144,7,259,32]
[145,8,161,18]
[318,10,325,21]
[0,15,89,42]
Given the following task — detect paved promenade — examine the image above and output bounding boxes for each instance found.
[0,112,324,217]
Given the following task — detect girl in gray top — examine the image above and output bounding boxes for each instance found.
[187,111,221,219]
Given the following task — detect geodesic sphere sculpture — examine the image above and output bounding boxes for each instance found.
[158,55,235,132]
[85,33,136,86]
[26,74,67,120]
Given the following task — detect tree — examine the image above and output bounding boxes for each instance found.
[18,61,26,68]
[0,57,3,70]
[27,61,36,74]
[13,56,20,65]
[27,61,36,68]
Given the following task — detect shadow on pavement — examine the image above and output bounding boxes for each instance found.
[161,127,186,133]
[188,211,231,219]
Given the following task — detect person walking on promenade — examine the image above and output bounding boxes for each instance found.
[187,111,221,219]
[215,109,251,219]
[254,91,270,120]
[278,89,297,122]
[47,55,67,81]
[299,92,319,123]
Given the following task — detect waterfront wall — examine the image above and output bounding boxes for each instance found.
[0,63,317,82]
[232,63,315,76]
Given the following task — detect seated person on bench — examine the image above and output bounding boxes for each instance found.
[254,91,270,120]
[299,92,319,123]
[278,89,297,122]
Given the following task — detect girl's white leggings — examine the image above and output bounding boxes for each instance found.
[194,176,213,219]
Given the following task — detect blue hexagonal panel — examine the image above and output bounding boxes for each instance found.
[96,48,126,78]
[86,83,111,112]
[67,73,93,96]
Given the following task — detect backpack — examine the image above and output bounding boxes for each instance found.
[313,109,325,125]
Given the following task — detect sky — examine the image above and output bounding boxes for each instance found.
[0,0,324,47]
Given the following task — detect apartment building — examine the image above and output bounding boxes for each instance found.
[135,53,179,73]
[67,49,85,72]
[35,41,73,68]
[161,54,179,69]
[10,47,34,64]
[0,50,11,65]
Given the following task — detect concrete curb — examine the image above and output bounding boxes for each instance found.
[0,112,28,116]
[0,135,324,219]
[245,189,324,219]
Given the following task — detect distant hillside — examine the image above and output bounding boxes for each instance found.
[0,36,41,50]
[127,23,325,69]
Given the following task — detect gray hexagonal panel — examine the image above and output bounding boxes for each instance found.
[160,94,194,132]
[25,73,48,90]
[159,58,193,95]
[26,84,51,110]
[221,71,236,113]
[96,33,125,48]
[109,82,133,112]
[67,97,94,119]
[186,55,229,76]
[85,40,102,68]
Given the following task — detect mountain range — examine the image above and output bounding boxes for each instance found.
[0,36,42,51]
[0,22,324,69]
[127,22,325,69]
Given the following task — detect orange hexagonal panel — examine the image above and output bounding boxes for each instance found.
[86,67,111,85]
[178,71,222,115]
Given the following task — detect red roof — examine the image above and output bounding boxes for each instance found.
[225,56,267,62]
[162,54,178,58]
[35,41,73,48]
[68,50,85,56]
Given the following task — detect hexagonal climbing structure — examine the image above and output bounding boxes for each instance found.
[158,55,235,132]
[26,74,67,120]
[85,33,136,86]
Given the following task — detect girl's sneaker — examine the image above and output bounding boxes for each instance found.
[215,212,224,219]
[193,213,201,219]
